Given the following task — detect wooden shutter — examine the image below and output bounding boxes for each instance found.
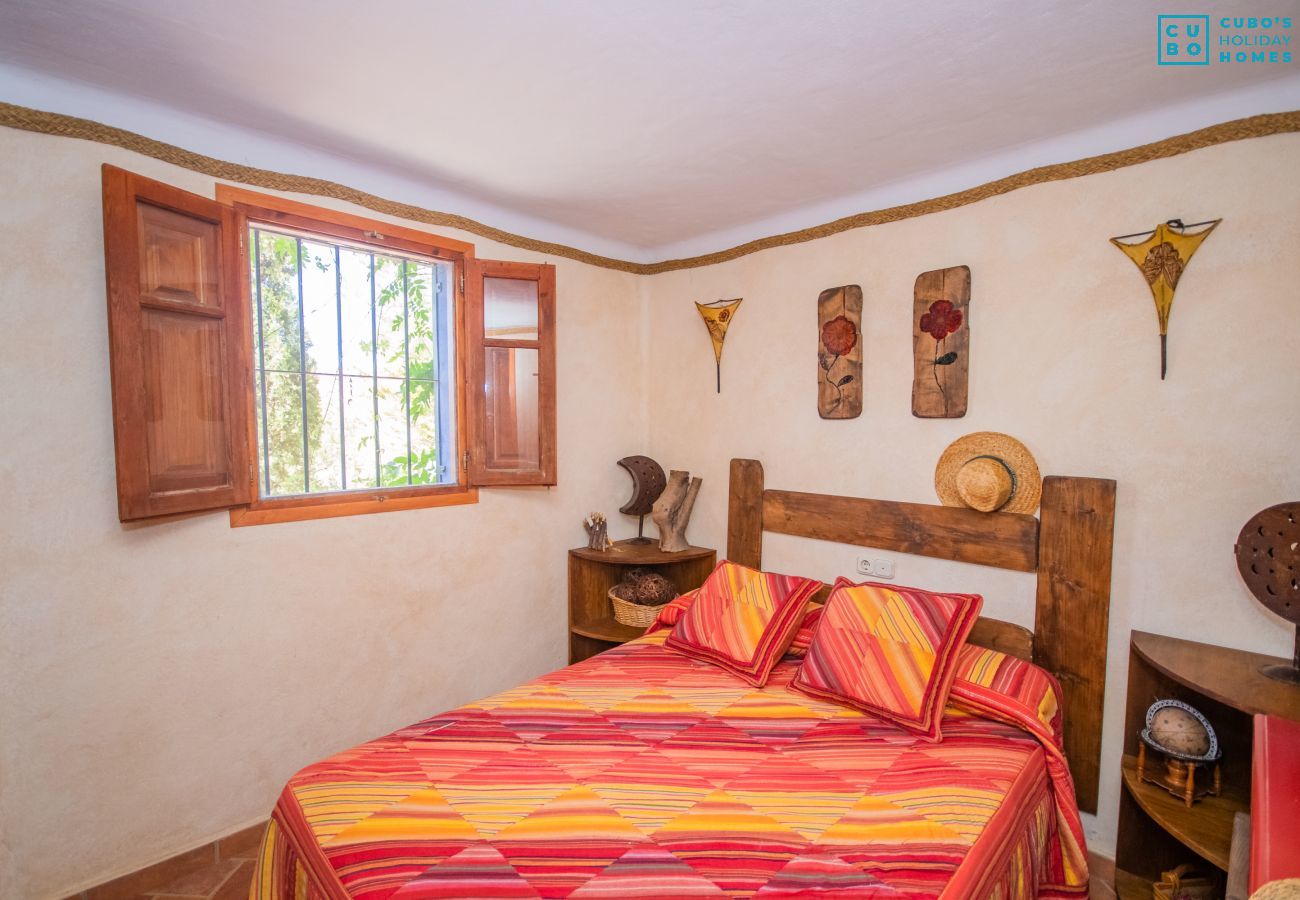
[102,165,251,521]
[465,259,556,485]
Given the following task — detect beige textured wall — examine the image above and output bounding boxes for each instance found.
[640,132,1300,857]
[0,127,646,898]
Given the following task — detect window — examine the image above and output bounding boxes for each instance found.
[101,167,556,525]
[465,260,557,485]
[248,227,458,497]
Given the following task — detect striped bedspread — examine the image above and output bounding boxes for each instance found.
[253,631,1088,898]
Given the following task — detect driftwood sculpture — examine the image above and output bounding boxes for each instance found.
[651,470,702,552]
[582,512,612,551]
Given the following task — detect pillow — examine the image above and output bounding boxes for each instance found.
[646,589,697,634]
[792,578,982,740]
[664,560,821,686]
[949,643,1064,744]
[786,604,824,656]
[657,595,826,656]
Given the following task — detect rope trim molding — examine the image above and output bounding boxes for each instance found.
[2,101,1298,275]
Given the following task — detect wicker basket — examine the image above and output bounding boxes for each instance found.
[1152,865,1216,900]
[609,588,669,629]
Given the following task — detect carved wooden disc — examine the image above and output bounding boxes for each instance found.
[1235,502,1300,625]
[617,455,667,516]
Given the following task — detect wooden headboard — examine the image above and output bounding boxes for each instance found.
[727,458,1117,814]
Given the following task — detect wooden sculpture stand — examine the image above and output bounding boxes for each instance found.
[1137,743,1221,809]
[651,470,702,552]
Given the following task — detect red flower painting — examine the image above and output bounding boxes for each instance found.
[919,300,962,341]
[821,315,858,356]
[920,298,963,409]
[819,314,858,411]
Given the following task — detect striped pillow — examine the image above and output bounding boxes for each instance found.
[792,578,982,740]
[656,595,825,655]
[786,604,824,656]
[950,643,1064,744]
[645,589,698,634]
[665,560,820,686]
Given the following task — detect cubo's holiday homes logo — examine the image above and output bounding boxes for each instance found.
[1158,15,1210,64]
[1158,14,1294,65]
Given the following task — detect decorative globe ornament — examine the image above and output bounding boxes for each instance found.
[1140,699,1220,762]
[1150,708,1208,757]
[1137,699,1222,808]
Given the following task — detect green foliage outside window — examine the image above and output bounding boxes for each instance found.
[252,229,449,497]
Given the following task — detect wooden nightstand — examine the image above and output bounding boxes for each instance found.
[1115,631,1300,898]
[568,540,716,663]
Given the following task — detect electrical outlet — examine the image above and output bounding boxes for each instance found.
[855,554,895,579]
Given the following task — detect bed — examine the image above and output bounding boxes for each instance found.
[254,458,1116,899]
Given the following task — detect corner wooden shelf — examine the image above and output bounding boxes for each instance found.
[1115,631,1300,898]
[568,540,716,663]
[570,617,645,644]
[1119,754,1244,871]
[1113,868,1150,900]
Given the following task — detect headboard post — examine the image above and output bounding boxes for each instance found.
[728,459,765,567]
[1033,475,1117,815]
[725,458,1116,815]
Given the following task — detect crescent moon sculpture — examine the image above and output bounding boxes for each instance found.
[617,455,667,544]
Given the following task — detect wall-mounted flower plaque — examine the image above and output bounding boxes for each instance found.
[912,266,970,418]
[817,284,863,419]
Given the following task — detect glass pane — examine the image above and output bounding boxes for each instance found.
[341,375,376,488]
[339,247,375,378]
[300,240,339,375]
[483,346,540,471]
[435,265,457,482]
[256,231,302,373]
[253,367,267,493]
[249,231,261,364]
[263,372,305,495]
[249,228,456,498]
[407,262,436,381]
[306,374,343,492]
[374,255,406,379]
[377,376,409,486]
[408,380,440,484]
[484,276,538,341]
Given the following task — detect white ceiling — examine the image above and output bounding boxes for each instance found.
[1,0,1297,261]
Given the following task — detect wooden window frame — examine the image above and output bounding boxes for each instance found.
[217,187,478,526]
[102,166,254,521]
[466,259,558,486]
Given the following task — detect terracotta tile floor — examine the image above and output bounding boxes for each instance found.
[136,834,259,900]
[1090,877,1118,900]
[1088,851,1118,900]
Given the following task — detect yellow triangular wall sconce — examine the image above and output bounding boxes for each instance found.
[1110,218,1221,380]
[695,298,743,393]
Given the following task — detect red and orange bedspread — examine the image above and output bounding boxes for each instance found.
[254,632,1087,898]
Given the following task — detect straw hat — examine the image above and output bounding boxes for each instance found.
[934,432,1041,514]
[1252,880,1300,900]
